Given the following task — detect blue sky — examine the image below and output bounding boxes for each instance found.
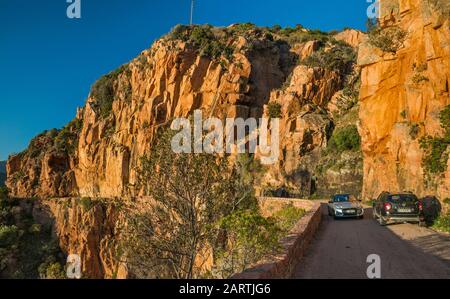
[0,0,368,160]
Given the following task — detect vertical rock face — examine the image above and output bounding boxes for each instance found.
[74,38,289,198]
[358,0,450,200]
[41,199,126,279]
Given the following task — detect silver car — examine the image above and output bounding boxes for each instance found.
[328,194,364,219]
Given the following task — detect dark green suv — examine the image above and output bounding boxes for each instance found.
[372,192,425,226]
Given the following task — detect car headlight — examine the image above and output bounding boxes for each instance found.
[335,208,343,213]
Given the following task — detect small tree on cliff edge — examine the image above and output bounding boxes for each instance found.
[121,128,256,279]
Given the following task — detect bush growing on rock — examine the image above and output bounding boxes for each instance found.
[38,260,66,279]
[267,102,282,118]
[91,65,129,119]
[272,204,306,232]
[420,105,450,177]
[300,40,356,75]
[367,20,407,53]
[212,210,282,278]
[433,212,450,233]
[328,125,361,153]
[54,118,82,154]
[168,24,235,61]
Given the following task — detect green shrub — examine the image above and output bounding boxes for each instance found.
[278,28,330,46]
[213,210,282,278]
[91,65,128,119]
[267,102,282,118]
[0,225,19,247]
[368,23,407,53]
[420,136,449,174]
[168,25,235,61]
[39,262,66,279]
[169,24,190,41]
[400,110,407,119]
[440,105,450,136]
[300,41,356,75]
[231,23,257,33]
[328,125,361,153]
[272,204,306,232]
[433,212,450,233]
[54,119,82,154]
[79,197,94,212]
[420,105,450,176]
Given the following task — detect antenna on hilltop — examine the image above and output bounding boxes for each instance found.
[190,0,195,25]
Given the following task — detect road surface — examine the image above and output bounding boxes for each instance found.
[294,204,450,279]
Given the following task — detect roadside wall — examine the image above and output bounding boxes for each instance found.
[234,199,322,279]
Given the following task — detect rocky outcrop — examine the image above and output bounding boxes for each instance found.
[358,0,450,200]
[33,198,126,279]
[7,30,295,198]
[260,35,364,197]
[335,29,366,47]
[7,26,364,200]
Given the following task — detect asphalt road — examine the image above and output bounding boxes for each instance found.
[294,204,450,279]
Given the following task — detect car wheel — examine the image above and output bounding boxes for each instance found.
[359,215,364,220]
[328,208,332,217]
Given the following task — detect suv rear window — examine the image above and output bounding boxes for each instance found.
[388,194,418,202]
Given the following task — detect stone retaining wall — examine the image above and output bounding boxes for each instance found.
[234,199,322,279]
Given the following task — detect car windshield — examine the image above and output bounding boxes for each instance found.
[388,194,417,202]
[333,195,350,202]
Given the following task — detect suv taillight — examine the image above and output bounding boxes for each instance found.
[418,202,423,211]
[384,202,392,211]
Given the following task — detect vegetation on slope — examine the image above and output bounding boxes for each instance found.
[90,65,131,119]
[367,19,407,53]
[433,211,450,233]
[420,105,450,182]
[300,39,356,75]
[0,188,65,279]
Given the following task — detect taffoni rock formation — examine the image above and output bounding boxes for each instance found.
[358,0,450,200]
